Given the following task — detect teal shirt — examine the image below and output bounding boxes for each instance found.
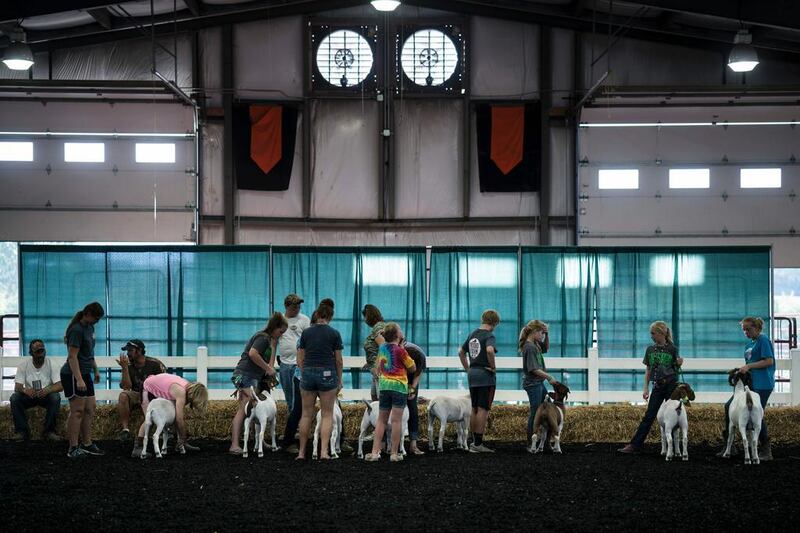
[745,334,775,391]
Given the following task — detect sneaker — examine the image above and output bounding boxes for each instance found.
[617,444,639,454]
[340,441,354,453]
[285,444,299,454]
[67,446,88,459]
[474,444,495,453]
[364,453,381,462]
[119,428,131,441]
[390,453,404,462]
[80,443,105,456]
[43,431,61,442]
[181,442,201,452]
[12,432,28,442]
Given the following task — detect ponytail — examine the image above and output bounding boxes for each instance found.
[64,302,105,344]
[518,320,547,354]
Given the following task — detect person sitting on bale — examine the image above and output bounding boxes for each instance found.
[131,373,208,458]
[10,339,63,442]
[116,339,165,441]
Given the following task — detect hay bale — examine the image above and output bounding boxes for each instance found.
[2,402,799,445]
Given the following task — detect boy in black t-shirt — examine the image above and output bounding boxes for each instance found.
[458,309,500,453]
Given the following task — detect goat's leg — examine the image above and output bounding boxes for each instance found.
[242,418,250,458]
[330,419,339,459]
[257,420,266,458]
[153,425,164,459]
[141,421,151,460]
[665,427,674,461]
[439,420,446,452]
[357,418,369,459]
[681,425,689,461]
[312,417,320,460]
[162,428,170,456]
[740,425,751,464]
[428,413,436,451]
[270,415,279,452]
[722,421,736,459]
[660,424,667,456]
[749,428,760,465]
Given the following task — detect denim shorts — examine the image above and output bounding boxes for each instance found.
[379,390,407,411]
[231,371,260,390]
[300,367,338,393]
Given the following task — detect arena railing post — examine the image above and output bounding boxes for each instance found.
[587,346,599,405]
[197,345,208,386]
[791,349,800,406]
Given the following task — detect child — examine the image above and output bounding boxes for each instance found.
[519,320,558,450]
[458,309,500,453]
[618,320,683,454]
[365,322,416,462]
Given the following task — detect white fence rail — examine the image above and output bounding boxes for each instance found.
[2,347,799,405]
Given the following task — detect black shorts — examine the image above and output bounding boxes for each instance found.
[61,372,95,399]
[469,386,495,410]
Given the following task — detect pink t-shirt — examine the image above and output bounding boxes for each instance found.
[143,373,189,400]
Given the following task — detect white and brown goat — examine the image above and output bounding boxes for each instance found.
[657,382,695,461]
[722,369,764,465]
[530,382,570,454]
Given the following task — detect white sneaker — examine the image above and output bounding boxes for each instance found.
[469,443,495,453]
[364,453,381,462]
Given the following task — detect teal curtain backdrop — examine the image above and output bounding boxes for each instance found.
[19,245,770,393]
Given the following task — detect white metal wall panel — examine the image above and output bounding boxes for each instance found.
[310,99,379,219]
[234,17,304,100]
[394,99,462,218]
[471,17,539,97]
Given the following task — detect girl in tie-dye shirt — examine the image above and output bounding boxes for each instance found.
[365,322,416,463]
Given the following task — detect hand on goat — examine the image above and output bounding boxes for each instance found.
[643,388,650,401]
[737,366,750,374]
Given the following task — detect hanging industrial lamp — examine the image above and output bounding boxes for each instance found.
[727,29,759,72]
[370,1,401,11]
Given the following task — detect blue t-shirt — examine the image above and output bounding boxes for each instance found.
[298,324,343,369]
[745,333,775,391]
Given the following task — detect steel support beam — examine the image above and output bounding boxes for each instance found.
[539,25,552,245]
[221,24,235,244]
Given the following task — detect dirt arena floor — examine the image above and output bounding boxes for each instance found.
[2,438,798,532]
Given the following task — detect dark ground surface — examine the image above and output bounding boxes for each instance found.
[1,439,798,532]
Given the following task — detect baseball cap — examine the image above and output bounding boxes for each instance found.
[121,339,146,352]
[284,293,304,305]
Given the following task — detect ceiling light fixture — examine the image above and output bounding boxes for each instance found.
[370,1,401,12]
[728,29,759,73]
[2,28,34,71]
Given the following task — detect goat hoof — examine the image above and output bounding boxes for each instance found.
[744,459,751,465]
[156,454,163,459]
[682,456,689,461]
[258,452,264,458]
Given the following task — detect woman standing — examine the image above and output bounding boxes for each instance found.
[519,320,558,451]
[296,303,343,460]
[618,321,683,454]
[719,316,775,461]
[402,339,427,455]
[229,312,288,454]
[61,302,104,459]
[362,304,386,401]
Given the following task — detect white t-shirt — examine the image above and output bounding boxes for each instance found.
[15,357,61,391]
[277,313,310,365]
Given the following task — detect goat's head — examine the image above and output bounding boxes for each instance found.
[551,381,571,402]
[727,368,752,389]
[670,382,695,404]
[258,373,279,394]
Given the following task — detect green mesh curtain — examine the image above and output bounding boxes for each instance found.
[596,247,771,358]
[520,248,596,358]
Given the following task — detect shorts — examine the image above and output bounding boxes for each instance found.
[231,371,261,390]
[61,371,95,399]
[470,385,496,410]
[120,390,142,407]
[379,390,407,411]
[300,367,339,393]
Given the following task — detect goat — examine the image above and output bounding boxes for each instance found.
[141,398,176,459]
[722,370,764,465]
[530,382,570,454]
[357,400,409,459]
[312,401,344,459]
[426,395,471,452]
[657,383,696,461]
[242,386,279,458]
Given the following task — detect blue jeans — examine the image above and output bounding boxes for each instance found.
[10,392,61,436]
[724,388,771,442]
[407,393,419,440]
[279,363,297,413]
[630,380,678,448]
[524,383,547,442]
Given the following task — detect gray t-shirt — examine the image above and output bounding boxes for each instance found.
[235,332,272,379]
[462,329,497,387]
[522,341,546,388]
[299,324,343,369]
[643,343,679,384]
[61,322,96,375]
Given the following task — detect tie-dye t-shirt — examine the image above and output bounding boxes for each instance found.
[377,343,416,394]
